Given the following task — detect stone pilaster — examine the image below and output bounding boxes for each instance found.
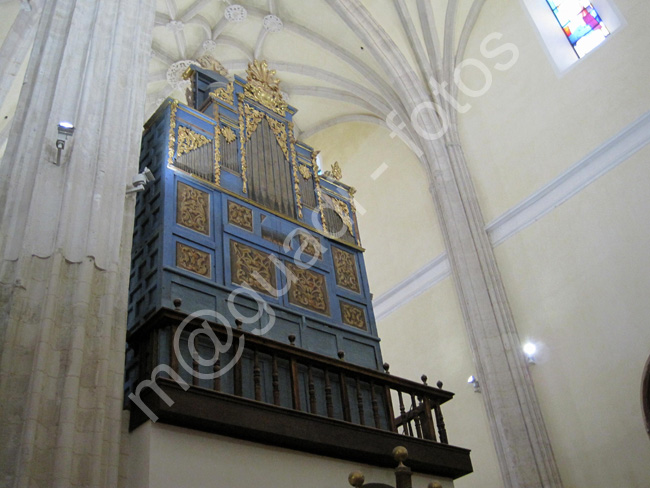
[326,1,563,487]
[0,1,155,486]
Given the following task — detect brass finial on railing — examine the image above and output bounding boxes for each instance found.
[348,471,365,488]
[347,447,444,488]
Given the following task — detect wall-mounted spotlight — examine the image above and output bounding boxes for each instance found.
[523,342,537,364]
[55,121,75,165]
[126,167,155,194]
[467,375,481,393]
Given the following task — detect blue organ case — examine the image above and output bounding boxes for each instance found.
[128,61,382,369]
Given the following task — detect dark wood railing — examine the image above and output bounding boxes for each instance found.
[127,310,453,446]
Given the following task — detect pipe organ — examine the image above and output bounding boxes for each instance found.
[127,60,382,371]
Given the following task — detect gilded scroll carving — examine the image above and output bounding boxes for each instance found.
[177,182,210,235]
[168,100,179,165]
[221,125,236,143]
[176,242,211,277]
[312,150,328,234]
[288,122,302,219]
[230,241,277,297]
[322,194,354,237]
[340,301,367,330]
[228,201,253,231]
[298,232,322,260]
[332,247,360,293]
[245,60,288,116]
[323,161,342,180]
[266,116,289,159]
[286,262,329,315]
[238,93,248,193]
[214,123,221,185]
[244,104,266,140]
[177,126,211,156]
[209,82,235,106]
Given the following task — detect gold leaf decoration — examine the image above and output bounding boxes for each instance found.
[168,100,179,165]
[209,82,235,106]
[332,247,360,293]
[298,165,311,180]
[266,116,289,159]
[324,161,343,180]
[298,231,322,260]
[228,201,253,231]
[244,60,288,116]
[340,301,367,330]
[238,93,248,194]
[221,125,236,143]
[177,126,211,156]
[176,242,211,277]
[214,123,221,185]
[244,104,266,140]
[230,241,277,297]
[286,262,329,315]
[177,182,210,235]
[288,122,302,219]
[197,54,229,77]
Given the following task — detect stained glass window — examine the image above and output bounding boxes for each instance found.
[546,1,610,57]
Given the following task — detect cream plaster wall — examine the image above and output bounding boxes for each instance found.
[306,122,445,296]
[494,146,650,487]
[457,0,650,223]
[127,422,454,488]
[375,280,502,488]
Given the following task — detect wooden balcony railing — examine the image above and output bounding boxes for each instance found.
[126,309,472,479]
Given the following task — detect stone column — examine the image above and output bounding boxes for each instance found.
[326,1,562,487]
[0,1,155,487]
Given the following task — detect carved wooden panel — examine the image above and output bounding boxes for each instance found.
[176,242,211,278]
[340,301,367,330]
[228,200,253,232]
[230,241,277,297]
[286,262,329,315]
[298,232,322,260]
[177,182,210,235]
[332,247,360,293]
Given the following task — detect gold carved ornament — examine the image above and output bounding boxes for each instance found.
[214,123,221,186]
[285,262,329,315]
[177,182,210,235]
[340,302,366,330]
[168,100,179,166]
[288,122,302,219]
[244,104,266,141]
[238,93,248,193]
[230,241,277,297]
[323,161,342,180]
[209,82,235,106]
[332,247,360,293]
[221,125,237,144]
[312,150,328,234]
[228,200,253,232]
[176,242,211,277]
[266,116,289,159]
[298,231,322,260]
[244,60,288,116]
[197,54,229,77]
[298,164,311,180]
[177,126,211,156]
